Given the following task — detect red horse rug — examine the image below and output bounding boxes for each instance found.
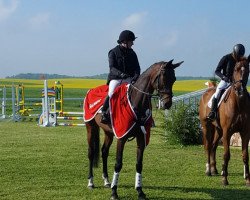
[83,83,152,146]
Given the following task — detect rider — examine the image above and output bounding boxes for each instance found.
[207,44,245,120]
[100,30,141,124]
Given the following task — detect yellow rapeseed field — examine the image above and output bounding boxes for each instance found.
[173,80,209,92]
[0,78,106,89]
[0,78,210,91]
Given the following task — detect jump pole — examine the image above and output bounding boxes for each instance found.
[59,111,84,115]
[1,86,6,119]
[41,80,51,127]
[40,80,84,127]
[11,84,20,121]
[57,123,85,127]
[57,116,83,120]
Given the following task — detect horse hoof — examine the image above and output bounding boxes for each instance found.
[138,195,146,200]
[211,170,219,176]
[87,185,94,190]
[110,194,119,200]
[222,180,229,186]
[205,171,212,176]
[138,192,146,200]
[104,183,111,188]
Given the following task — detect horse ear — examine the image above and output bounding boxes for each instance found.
[173,61,184,69]
[247,54,250,62]
[164,59,174,68]
[168,59,174,65]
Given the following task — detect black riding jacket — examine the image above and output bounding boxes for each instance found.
[215,53,236,82]
[107,45,140,83]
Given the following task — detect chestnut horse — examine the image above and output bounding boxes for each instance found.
[199,56,250,186]
[84,60,183,199]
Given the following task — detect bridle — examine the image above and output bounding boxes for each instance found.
[232,64,248,97]
[130,64,174,101]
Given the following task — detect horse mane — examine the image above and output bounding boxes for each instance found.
[235,56,249,72]
[239,56,248,61]
[138,61,165,80]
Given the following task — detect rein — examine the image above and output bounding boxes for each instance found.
[129,84,158,97]
[129,64,171,98]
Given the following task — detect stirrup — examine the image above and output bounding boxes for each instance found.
[207,112,216,121]
[100,113,110,124]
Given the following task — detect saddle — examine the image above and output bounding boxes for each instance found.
[83,83,153,146]
[207,86,231,109]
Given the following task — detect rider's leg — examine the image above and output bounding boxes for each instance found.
[101,80,120,123]
[207,80,228,120]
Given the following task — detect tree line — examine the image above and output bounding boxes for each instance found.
[6,73,213,80]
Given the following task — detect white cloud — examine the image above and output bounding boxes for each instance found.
[29,12,50,30]
[162,31,179,47]
[0,0,19,22]
[122,12,147,30]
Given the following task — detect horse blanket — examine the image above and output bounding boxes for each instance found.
[83,83,152,146]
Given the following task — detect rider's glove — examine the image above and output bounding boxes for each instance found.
[222,76,230,83]
[120,73,129,79]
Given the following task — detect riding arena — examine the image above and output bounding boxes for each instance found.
[1,59,250,199]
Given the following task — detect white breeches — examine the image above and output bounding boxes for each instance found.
[108,78,132,97]
[214,80,230,99]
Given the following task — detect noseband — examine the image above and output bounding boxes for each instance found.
[155,65,174,101]
[232,66,246,96]
[130,64,173,100]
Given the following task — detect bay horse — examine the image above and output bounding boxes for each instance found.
[84,60,183,199]
[199,56,250,186]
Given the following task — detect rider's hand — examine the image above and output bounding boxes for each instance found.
[222,76,229,83]
[131,74,139,83]
[120,73,129,79]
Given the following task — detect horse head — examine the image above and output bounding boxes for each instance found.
[152,59,183,109]
[232,56,250,97]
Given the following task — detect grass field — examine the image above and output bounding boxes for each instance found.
[1,118,250,200]
[1,78,250,199]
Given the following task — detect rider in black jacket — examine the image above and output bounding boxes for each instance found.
[207,44,245,120]
[101,30,141,124]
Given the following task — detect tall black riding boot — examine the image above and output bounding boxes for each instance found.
[100,96,110,124]
[207,97,218,121]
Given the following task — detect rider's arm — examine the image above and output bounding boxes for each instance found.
[215,55,227,79]
[108,50,123,76]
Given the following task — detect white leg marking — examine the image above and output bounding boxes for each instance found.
[111,172,119,188]
[88,177,94,188]
[205,163,210,174]
[244,165,246,179]
[135,172,142,189]
[102,174,111,187]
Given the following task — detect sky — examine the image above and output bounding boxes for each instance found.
[0,0,250,78]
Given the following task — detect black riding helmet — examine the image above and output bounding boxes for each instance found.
[233,44,245,59]
[117,30,137,44]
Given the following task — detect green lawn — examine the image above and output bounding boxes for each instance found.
[1,119,250,200]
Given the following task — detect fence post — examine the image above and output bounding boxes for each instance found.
[1,86,6,119]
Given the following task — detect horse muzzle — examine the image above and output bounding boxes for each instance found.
[161,100,172,110]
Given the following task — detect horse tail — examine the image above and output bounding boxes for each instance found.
[93,130,100,168]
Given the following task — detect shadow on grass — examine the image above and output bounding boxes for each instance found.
[142,185,250,200]
[112,184,250,200]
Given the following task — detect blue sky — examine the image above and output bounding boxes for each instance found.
[0,0,250,78]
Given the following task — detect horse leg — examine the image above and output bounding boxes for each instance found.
[241,133,250,186]
[210,128,222,175]
[86,121,100,189]
[202,123,213,176]
[101,131,113,188]
[221,135,231,186]
[135,133,146,200]
[110,138,126,200]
